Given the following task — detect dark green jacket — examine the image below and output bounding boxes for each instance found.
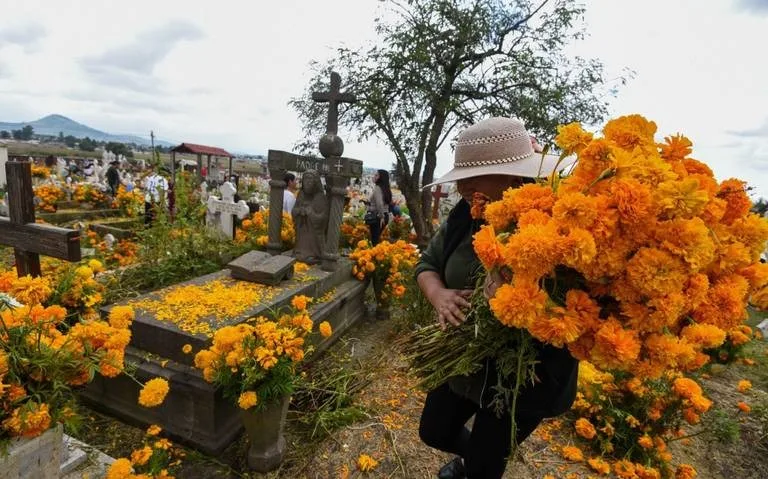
[415,201,578,417]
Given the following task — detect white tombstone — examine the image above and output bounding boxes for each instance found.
[206,181,250,239]
[0,144,7,188]
[103,233,116,250]
[199,180,209,203]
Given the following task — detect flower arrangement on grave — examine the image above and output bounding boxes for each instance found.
[382,214,414,242]
[106,424,182,479]
[349,240,419,303]
[340,217,369,248]
[33,184,65,212]
[0,298,134,444]
[84,230,140,268]
[30,165,51,179]
[112,185,145,217]
[47,261,107,316]
[236,209,296,250]
[192,295,332,410]
[401,114,768,468]
[73,183,110,207]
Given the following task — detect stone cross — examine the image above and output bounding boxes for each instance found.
[311,71,356,137]
[431,184,449,220]
[0,144,8,189]
[206,181,250,240]
[0,161,81,277]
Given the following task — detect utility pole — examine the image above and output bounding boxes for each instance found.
[150,130,156,168]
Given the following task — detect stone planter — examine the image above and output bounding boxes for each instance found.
[240,395,290,472]
[0,424,63,479]
[372,274,391,320]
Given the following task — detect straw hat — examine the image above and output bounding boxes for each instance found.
[425,117,575,188]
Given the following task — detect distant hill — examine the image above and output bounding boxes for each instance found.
[0,114,175,147]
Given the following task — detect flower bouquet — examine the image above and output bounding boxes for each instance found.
[192,296,331,471]
[112,185,145,217]
[33,184,65,212]
[73,183,110,208]
[349,239,420,314]
[106,425,181,479]
[402,114,768,450]
[236,209,295,251]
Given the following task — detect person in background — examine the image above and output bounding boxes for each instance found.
[106,160,121,196]
[367,169,393,245]
[143,169,169,226]
[283,172,297,214]
[416,118,578,479]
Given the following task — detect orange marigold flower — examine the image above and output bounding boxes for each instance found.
[675,464,697,479]
[574,417,597,440]
[603,114,657,150]
[587,457,611,475]
[484,183,556,231]
[680,324,726,349]
[717,179,751,225]
[529,311,584,348]
[638,434,654,449]
[502,222,564,279]
[238,391,259,410]
[291,295,311,311]
[672,377,702,399]
[106,458,133,479]
[590,319,641,371]
[737,401,751,413]
[357,454,379,472]
[737,379,752,393]
[561,445,584,461]
[472,225,505,270]
[138,378,170,408]
[611,178,655,225]
[614,459,636,478]
[319,321,333,338]
[660,134,693,162]
[555,122,594,155]
[147,424,162,436]
[625,247,687,299]
[130,445,153,466]
[655,178,710,219]
[489,281,548,329]
[553,192,598,229]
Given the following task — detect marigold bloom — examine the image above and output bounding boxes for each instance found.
[1,402,51,438]
[590,319,641,371]
[737,401,751,413]
[130,445,153,466]
[574,417,597,440]
[138,378,170,408]
[319,321,332,338]
[553,192,598,229]
[489,282,548,329]
[147,424,162,436]
[357,454,379,472]
[472,225,505,270]
[625,247,687,299]
[556,122,594,155]
[660,134,693,162]
[238,391,259,410]
[672,377,702,399]
[603,114,657,150]
[655,178,709,219]
[737,379,752,393]
[611,178,655,225]
[638,434,654,449]
[587,457,611,475]
[106,458,133,479]
[108,305,135,329]
[675,464,697,479]
[718,179,751,225]
[680,324,726,349]
[182,344,193,354]
[291,295,311,311]
[614,459,636,478]
[561,445,584,461]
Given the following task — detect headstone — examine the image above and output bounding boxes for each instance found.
[227,250,295,285]
[206,181,250,239]
[431,184,449,220]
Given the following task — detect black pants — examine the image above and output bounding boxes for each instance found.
[419,383,543,479]
[144,202,155,226]
[368,214,389,245]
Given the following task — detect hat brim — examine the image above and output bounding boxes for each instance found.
[423,153,576,189]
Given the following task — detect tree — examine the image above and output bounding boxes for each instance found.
[291,0,627,243]
[105,141,134,158]
[752,197,768,216]
[0,130,9,139]
[58,131,64,141]
[79,137,97,152]
[19,125,34,141]
[63,135,77,148]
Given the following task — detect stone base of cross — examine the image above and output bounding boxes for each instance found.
[206,182,250,240]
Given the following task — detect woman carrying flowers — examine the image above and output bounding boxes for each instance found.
[415,118,578,479]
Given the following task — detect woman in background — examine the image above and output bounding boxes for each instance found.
[367,169,393,245]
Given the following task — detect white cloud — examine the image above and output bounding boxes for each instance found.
[736,0,768,14]
[0,23,47,52]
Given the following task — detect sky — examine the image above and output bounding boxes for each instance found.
[1,0,768,197]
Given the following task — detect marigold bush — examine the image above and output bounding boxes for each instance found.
[73,183,110,207]
[192,296,325,411]
[34,183,65,212]
[349,240,419,301]
[105,424,181,479]
[112,185,145,216]
[236,209,295,250]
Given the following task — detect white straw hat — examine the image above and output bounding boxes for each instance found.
[424,117,575,188]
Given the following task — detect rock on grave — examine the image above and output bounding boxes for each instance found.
[206,181,250,239]
[227,251,295,286]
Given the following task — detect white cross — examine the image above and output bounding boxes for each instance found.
[334,160,343,173]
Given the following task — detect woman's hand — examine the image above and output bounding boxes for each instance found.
[483,270,504,300]
[428,287,473,330]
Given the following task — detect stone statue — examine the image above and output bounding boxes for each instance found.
[292,170,328,263]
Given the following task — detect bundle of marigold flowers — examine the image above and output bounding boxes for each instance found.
[73,183,110,207]
[192,295,331,411]
[340,217,370,248]
[236,209,295,250]
[31,164,51,179]
[382,215,415,243]
[0,296,135,443]
[349,239,419,300]
[403,113,768,455]
[33,183,65,212]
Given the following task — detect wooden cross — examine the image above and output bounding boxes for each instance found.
[311,71,356,136]
[0,161,81,277]
[431,184,449,220]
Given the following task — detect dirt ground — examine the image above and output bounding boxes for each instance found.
[72,314,768,479]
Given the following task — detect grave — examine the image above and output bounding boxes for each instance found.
[206,181,250,239]
[88,217,142,240]
[83,72,368,456]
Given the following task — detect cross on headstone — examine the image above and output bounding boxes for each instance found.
[334,159,343,173]
[0,161,81,277]
[311,72,356,136]
[206,181,250,240]
[431,184,449,220]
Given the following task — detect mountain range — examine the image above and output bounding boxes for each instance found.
[0,114,175,147]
